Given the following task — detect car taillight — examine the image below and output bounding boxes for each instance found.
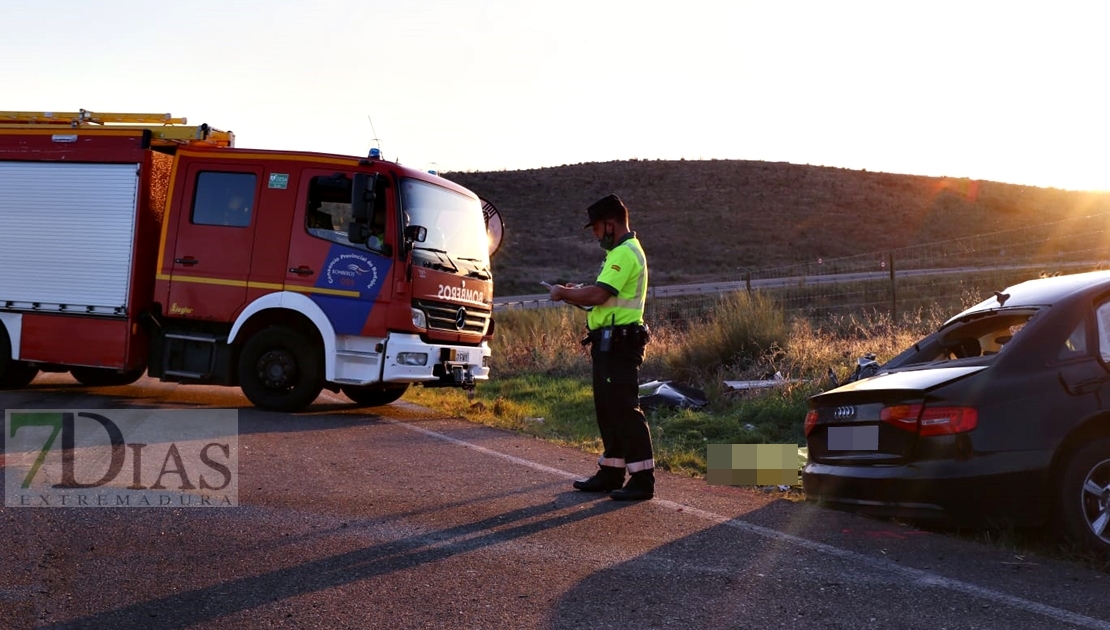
[804,410,818,436]
[880,404,922,431]
[881,404,978,436]
[918,406,978,436]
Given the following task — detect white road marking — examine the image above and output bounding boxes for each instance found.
[389,417,1110,630]
[384,417,581,481]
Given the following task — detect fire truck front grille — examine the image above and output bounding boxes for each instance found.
[413,299,491,334]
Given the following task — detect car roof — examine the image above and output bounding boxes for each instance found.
[947,269,1110,323]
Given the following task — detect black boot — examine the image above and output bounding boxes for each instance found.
[610,470,654,501]
[573,465,625,492]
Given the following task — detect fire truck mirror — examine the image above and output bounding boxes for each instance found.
[347,221,372,245]
[351,172,377,222]
[404,224,427,245]
[348,172,378,244]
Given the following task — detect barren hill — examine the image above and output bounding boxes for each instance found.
[443,160,1110,297]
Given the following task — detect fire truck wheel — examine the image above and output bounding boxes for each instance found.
[0,331,39,389]
[238,326,324,412]
[70,367,146,387]
[341,383,410,407]
[0,362,38,390]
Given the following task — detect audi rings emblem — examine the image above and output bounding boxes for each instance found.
[833,406,856,420]
[455,307,467,330]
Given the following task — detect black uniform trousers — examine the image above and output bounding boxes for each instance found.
[589,327,653,470]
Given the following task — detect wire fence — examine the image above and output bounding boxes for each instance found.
[496,210,1110,325]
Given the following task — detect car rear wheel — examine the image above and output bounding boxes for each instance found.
[341,383,409,407]
[238,326,324,412]
[1059,437,1110,556]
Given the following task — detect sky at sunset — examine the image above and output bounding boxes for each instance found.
[4,0,1108,190]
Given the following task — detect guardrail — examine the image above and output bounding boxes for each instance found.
[496,210,1110,317]
[494,260,1104,320]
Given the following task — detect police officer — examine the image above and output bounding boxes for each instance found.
[549,193,654,500]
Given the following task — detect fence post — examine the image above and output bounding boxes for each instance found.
[889,252,897,322]
[744,271,752,294]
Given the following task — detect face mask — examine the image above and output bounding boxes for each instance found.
[598,224,615,251]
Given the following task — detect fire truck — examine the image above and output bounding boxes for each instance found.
[0,110,501,411]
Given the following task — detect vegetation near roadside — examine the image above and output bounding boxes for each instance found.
[407,290,944,479]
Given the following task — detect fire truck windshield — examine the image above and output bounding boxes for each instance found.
[400,178,491,266]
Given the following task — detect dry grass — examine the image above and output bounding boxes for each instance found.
[491,306,590,377]
[491,293,944,390]
[660,291,788,382]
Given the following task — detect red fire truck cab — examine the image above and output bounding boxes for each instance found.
[0,111,498,411]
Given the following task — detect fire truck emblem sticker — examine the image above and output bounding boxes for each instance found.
[268,173,289,189]
[324,252,379,291]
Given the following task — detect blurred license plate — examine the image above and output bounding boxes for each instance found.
[450,350,470,363]
[828,425,879,451]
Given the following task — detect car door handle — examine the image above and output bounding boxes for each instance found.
[288,266,314,276]
[175,257,199,266]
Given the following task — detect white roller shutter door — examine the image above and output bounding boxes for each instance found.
[0,162,140,315]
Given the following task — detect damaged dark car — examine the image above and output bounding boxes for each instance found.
[803,270,1110,554]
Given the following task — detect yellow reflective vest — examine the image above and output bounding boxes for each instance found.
[587,234,648,330]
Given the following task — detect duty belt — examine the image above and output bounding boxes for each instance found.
[582,323,649,345]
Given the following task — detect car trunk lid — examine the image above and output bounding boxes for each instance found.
[805,366,986,464]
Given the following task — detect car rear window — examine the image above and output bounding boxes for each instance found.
[937,312,1031,358]
[893,310,1038,366]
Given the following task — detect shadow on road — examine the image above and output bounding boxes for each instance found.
[35,493,634,630]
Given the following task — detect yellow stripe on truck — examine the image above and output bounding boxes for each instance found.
[154,274,361,298]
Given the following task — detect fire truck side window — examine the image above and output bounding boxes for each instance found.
[192,172,257,227]
[305,175,388,251]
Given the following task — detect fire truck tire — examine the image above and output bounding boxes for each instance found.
[0,363,37,388]
[341,383,409,407]
[0,331,39,389]
[0,363,38,390]
[238,326,324,412]
[70,366,146,387]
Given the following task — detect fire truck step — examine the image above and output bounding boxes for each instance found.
[336,349,378,358]
[163,369,207,379]
[165,332,222,343]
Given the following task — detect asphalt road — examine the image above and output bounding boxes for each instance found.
[2,374,1109,630]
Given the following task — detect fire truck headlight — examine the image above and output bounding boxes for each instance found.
[397,352,429,366]
[411,308,427,329]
